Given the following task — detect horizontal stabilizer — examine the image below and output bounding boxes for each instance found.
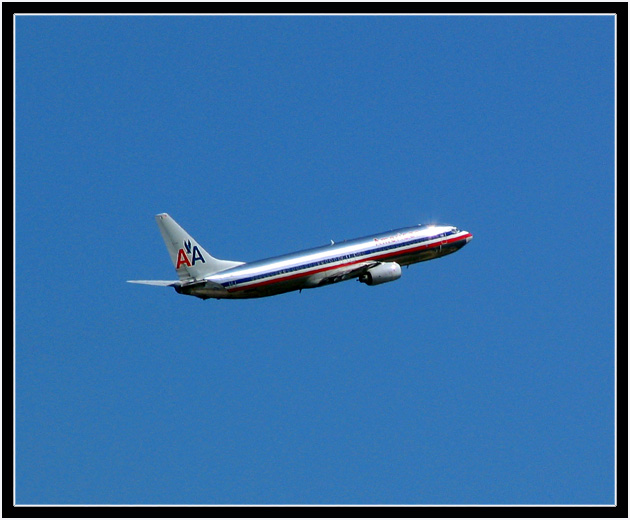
[127,280,180,287]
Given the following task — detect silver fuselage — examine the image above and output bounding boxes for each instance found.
[177,225,473,299]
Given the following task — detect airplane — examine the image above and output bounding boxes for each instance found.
[128,213,473,300]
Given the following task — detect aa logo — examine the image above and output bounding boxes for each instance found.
[176,239,205,268]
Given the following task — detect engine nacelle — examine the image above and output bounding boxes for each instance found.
[359,262,402,286]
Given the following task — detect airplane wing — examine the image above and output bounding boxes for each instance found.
[309,261,379,287]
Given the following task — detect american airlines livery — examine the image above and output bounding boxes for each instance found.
[128,213,473,300]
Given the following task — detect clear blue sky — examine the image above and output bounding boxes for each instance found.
[15,15,615,505]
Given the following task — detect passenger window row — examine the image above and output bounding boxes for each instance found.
[225,231,455,286]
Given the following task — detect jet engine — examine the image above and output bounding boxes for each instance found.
[359,262,402,286]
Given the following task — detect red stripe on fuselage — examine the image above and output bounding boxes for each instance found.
[225,233,472,293]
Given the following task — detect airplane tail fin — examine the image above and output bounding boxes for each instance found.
[155,213,244,281]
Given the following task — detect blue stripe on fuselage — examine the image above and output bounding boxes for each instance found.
[220,230,468,292]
